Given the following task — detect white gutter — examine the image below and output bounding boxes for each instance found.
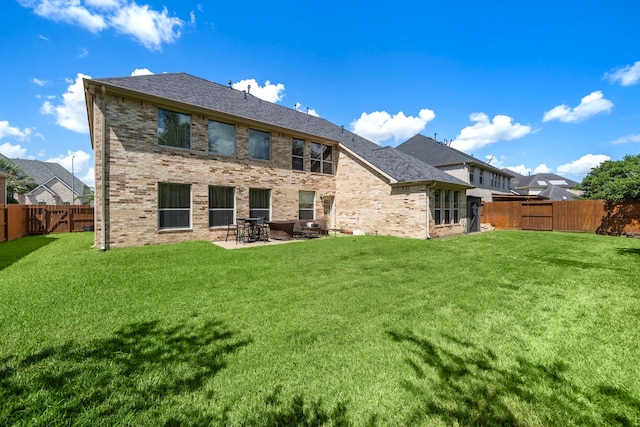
[100,85,107,251]
[425,182,436,239]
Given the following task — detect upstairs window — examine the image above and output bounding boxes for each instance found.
[208,120,235,156]
[469,166,475,183]
[249,129,271,160]
[158,108,191,149]
[479,170,484,185]
[311,143,333,174]
[292,138,305,171]
[209,186,234,227]
[299,191,315,220]
[158,183,191,229]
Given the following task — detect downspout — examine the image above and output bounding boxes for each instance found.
[100,85,107,251]
[425,182,436,239]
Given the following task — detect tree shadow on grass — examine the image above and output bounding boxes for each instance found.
[0,316,251,426]
[617,247,640,256]
[387,330,640,426]
[0,235,57,271]
[238,384,351,427]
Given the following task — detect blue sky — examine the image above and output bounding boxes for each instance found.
[1,0,639,189]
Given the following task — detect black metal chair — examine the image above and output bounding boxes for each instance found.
[255,217,269,242]
[225,216,234,242]
[235,218,249,244]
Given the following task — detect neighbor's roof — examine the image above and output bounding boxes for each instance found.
[396,134,514,177]
[7,158,89,194]
[0,166,10,177]
[84,72,472,188]
[538,185,578,200]
[509,172,579,189]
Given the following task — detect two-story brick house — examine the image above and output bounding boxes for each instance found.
[83,73,472,249]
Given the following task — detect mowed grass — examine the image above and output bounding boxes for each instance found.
[1,231,639,426]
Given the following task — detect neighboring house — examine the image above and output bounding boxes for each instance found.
[0,166,9,204]
[396,134,515,202]
[504,170,580,201]
[0,154,91,205]
[83,72,473,249]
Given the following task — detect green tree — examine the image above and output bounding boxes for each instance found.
[577,154,640,201]
[0,158,37,203]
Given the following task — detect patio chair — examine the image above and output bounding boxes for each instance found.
[225,216,234,242]
[255,217,269,242]
[235,218,249,244]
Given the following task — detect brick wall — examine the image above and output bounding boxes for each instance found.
[334,150,468,238]
[92,93,335,249]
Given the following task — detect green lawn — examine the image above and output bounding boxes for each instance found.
[1,231,639,426]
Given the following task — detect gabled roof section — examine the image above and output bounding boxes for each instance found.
[396,134,513,177]
[538,185,578,200]
[8,158,89,194]
[85,72,471,188]
[512,172,579,189]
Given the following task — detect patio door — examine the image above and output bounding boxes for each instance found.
[322,196,334,227]
[467,196,481,233]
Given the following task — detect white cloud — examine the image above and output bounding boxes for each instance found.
[20,0,108,32]
[46,150,94,187]
[110,4,183,50]
[131,68,154,76]
[504,163,553,176]
[557,154,610,176]
[0,120,34,141]
[534,164,553,174]
[611,134,640,145]
[542,91,613,123]
[451,113,531,152]
[40,73,91,134]
[81,166,95,188]
[19,0,185,50]
[31,77,49,86]
[0,142,29,158]
[350,109,436,144]
[605,61,640,86]
[78,47,89,58]
[46,149,91,172]
[232,79,285,104]
[505,164,531,176]
[84,0,121,9]
[294,103,319,117]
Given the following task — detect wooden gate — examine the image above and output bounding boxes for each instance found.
[521,202,553,231]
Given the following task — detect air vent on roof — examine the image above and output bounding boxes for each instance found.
[228,80,232,88]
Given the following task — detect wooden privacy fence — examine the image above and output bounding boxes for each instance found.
[482,200,640,235]
[0,204,94,243]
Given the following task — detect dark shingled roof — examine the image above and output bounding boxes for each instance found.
[7,157,89,195]
[86,72,471,188]
[538,185,578,200]
[396,134,513,177]
[509,172,579,189]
